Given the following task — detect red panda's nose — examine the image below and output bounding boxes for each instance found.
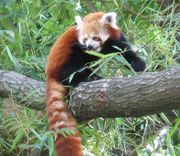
[87,45,93,50]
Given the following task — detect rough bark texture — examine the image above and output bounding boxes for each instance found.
[0,70,45,110]
[70,67,180,120]
[0,67,180,120]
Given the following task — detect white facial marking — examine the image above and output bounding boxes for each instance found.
[90,33,94,37]
[77,30,84,45]
[99,30,109,42]
[86,39,100,51]
[77,29,110,52]
[75,13,118,52]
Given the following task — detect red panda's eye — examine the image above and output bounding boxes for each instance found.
[83,38,87,43]
[93,36,101,41]
[92,36,98,41]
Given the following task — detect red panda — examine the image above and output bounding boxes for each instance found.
[46,12,145,156]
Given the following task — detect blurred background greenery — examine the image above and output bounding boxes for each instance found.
[0,0,179,156]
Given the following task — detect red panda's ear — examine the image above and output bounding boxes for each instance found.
[75,16,83,30]
[100,12,118,29]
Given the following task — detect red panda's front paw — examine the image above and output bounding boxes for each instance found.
[131,58,146,72]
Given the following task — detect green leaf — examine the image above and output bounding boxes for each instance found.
[169,118,180,138]
[113,0,119,8]
[69,72,76,83]
[85,50,105,58]
[10,129,24,151]
[5,44,19,67]
[115,55,137,75]
[47,134,55,156]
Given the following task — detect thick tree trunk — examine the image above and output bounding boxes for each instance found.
[0,67,180,120]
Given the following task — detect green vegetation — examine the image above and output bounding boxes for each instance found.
[0,0,179,156]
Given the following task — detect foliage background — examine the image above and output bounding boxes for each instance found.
[0,0,179,156]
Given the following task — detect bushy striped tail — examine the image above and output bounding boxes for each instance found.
[46,79,83,156]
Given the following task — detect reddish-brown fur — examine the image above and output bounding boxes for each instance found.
[46,12,121,156]
[46,26,83,156]
[81,12,121,40]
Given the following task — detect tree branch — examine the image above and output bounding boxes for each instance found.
[0,70,45,110]
[70,67,180,120]
[0,67,180,120]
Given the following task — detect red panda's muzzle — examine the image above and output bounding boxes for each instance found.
[87,45,94,50]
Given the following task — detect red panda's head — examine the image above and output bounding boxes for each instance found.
[75,12,119,52]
